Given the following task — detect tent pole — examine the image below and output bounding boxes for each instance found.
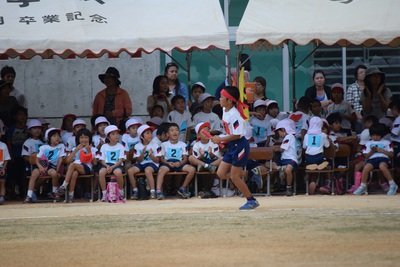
[186,51,191,102]
[282,43,290,112]
[291,42,297,106]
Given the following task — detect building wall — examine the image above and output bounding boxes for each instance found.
[0,51,160,127]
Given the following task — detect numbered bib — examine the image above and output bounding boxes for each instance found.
[106,150,120,163]
[307,135,322,147]
[252,125,266,137]
[167,148,181,160]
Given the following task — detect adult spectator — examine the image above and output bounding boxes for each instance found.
[0,65,27,108]
[147,75,173,121]
[304,70,332,114]
[346,65,367,133]
[164,62,189,105]
[360,66,392,119]
[0,80,19,129]
[92,67,132,126]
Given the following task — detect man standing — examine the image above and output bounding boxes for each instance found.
[1,65,28,108]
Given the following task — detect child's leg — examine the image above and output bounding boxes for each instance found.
[216,161,247,180]
[188,155,205,168]
[379,163,393,182]
[99,168,107,191]
[229,165,252,198]
[211,158,222,167]
[64,163,76,184]
[156,166,169,191]
[127,166,140,189]
[285,165,294,186]
[181,165,196,188]
[361,163,374,184]
[69,171,79,193]
[113,168,124,190]
[27,169,40,191]
[144,167,155,190]
[47,169,59,191]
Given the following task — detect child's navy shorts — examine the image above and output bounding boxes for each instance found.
[277,159,298,170]
[134,162,159,173]
[366,157,390,169]
[161,159,186,172]
[305,153,324,165]
[222,137,249,168]
[99,163,124,172]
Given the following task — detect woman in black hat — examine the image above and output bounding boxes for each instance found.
[360,66,392,119]
[92,67,132,126]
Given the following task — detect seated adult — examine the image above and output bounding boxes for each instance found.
[92,67,132,126]
[304,70,332,114]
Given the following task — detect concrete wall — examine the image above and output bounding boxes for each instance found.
[1,51,160,127]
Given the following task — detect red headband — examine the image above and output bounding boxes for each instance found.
[221,89,248,120]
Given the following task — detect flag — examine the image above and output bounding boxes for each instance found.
[238,67,249,121]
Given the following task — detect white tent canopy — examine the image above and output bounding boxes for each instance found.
[236,0,400,49]
[0,0,229,59]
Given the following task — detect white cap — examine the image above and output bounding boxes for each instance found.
[198,93,215,103]
[270,118,279,130]
[146,117,163,126]
[275,119,296,135]
[253,99,267,108]
[38,117,50,126]
[95,116,109,126]
[0,119,5,136]
[359,129,371,145]
[125,118,141,130]
[131,116,143,125]
[104,125,120,136]
[27,119,42,129]
[195,122,211,134]
[193,82,206,90]
[45,128,61,141]
[137,124,152,139]
[72,119,86,128]
[266,100,278,107]
[308,117,323,135]
[379,117,392,128]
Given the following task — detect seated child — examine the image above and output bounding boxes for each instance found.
[127,125,161,200]
[271,119,300,196]
[167,95,194,142]
[66,119,87,153]
[155,123,196,200]
[310,99,322,118]
[266,100,289,121]
[193,93,223,136]
[289,96,311,142]
[354,123,398,195]
[122,118,141,169]
[150,122,171,147]
[249,100,273,147]
[189,82,206,114]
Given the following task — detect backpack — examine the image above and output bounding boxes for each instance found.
[334,176,345,195]
[107,176,125,203]
[137,177,149,200]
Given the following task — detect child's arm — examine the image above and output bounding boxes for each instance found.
[0,160,8,176]
[375,147,394,158]
[66,144,84,164]
[211,133,240,144]
[264,136,271,147]
[337,135,357,143]
[56,157,64,176]
[148,149,160,163]
[135,146,147,162]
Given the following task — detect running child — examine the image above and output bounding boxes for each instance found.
[155,123,196,200]
[98,125,126,202]
[210,86,259,210]
[24,128,66,203]
[127,124,161,200]
[55,128,97,203]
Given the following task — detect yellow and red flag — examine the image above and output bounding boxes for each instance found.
[238,67,249,121]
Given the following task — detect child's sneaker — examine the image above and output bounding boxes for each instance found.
[0,195,5,205]
[67,195,74,203]
[150,191,156,199]
[177,187,191,199]
[57,185,66,195]
[250,166,263,189]
[286,186,293,197]
[387,184,398,196]
[156,191,165,200]
[239,199,260,210]
[379,182,390,193]
[23,196,33,203]
[197,165,205,172]
[208,165,217,174]
[130,190,139,200]
[101,193,108,202]
[353,185,366,195]
[319,184,332,195]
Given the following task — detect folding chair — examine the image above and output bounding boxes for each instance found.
[304,145,336,195]
[333,144,351,193]
[247,147,273,196]
[365,157,395,195]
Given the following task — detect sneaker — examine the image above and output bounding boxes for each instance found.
[177,187,191,199]
[130,190,139,200]
[319,185,332,195]
[54,190,63,202]
[208,165,217,174]
[47,192,56,199]
[156,191,165,200]
[57,185,66,195]
[0,195,5,205]
[353,185,366,195]
[308,182,316,195]
[286,186,293,197]
[67,195,74,203]
[101,193,108,202]
[347,185,356,194]
[250,166,263,189]
[387,184,398,196]
[23,196,33,204]
[150,192,156,199]
[380,182,390,193]
[239,199,260,210]
[31,191,38,202]
[197,165,205,172]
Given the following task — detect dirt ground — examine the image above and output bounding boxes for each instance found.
[1,195,400,267]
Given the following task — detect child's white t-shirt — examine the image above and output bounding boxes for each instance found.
[222,107,246,138]
[249,116,273,144]
[121,133,140,152]
[303,132,330,156]
[192,140,221,160]
[363,139,393,159]
[167,110,194,142]
[327,100,354,130]
[193,111,223,133]
[37,143,66,166]
[66,135,76,152]
[289,111,310,140]
[161,140,188,161]
[93,135,106,148]
[280,134,301,164]
[391,116,400,143]
[133,142,162,166]
[21,138,44,157]
[266,112,289,121]
[0,141,11,168]
[99,143,126,164]
[150,136,162,147]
